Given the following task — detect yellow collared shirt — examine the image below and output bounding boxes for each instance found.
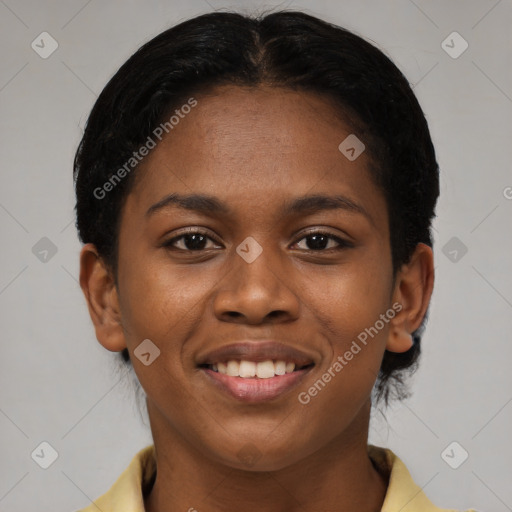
[76,444,476,512]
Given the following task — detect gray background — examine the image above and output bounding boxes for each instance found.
[0,1,511,511]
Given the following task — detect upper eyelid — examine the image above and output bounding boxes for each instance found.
[292,231,351,249]
[164,228,350,248]
[166,227,221,242]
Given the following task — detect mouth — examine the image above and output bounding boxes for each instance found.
[196,341,316,402]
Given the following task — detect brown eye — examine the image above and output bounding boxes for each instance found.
[163,230,221,251]
[294,231,351,251]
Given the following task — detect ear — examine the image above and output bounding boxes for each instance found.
[79,243,126,352]
[387,243,435,353]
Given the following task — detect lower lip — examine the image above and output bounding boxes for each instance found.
[200,367,313,403]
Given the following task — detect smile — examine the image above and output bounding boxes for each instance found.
[200,363,316,404]
[203,359,312,378]
[196,340,316,402]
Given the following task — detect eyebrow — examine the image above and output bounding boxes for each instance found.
[146,192,372,223]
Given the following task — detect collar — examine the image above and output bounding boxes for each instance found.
[77,444,471,511]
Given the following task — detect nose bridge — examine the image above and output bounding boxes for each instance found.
[235,236,281,290]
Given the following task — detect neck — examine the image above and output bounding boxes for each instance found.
[144,400,388,512]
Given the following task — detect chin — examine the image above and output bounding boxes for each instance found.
[208,438,306,472]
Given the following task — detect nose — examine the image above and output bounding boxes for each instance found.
[212,243,300,325]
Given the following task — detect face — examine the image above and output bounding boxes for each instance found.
[84,85,423,471]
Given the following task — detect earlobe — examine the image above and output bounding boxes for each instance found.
[386,243,434,353]
[79,243,127,352]
[387,327,414,353]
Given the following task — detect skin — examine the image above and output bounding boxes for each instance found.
[79,85,434,512]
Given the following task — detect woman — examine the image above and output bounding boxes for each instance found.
[74,10,475,512]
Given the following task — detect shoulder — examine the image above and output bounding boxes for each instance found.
[368,445,477,512]
[74,444,156,512]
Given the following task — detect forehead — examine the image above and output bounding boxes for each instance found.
[127,85,386,229]
[173,85,356,169]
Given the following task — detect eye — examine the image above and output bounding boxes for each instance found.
[163,229,222,251]
[293,230,351,251]
[162,228,351,253]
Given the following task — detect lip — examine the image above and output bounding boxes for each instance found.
[200,366,314,403]
[196,340,315,367]
[196,340,316,403]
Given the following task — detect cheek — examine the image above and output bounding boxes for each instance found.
[310,259,391,341]
[117,251,219,352]
[301,255,392,396]
[285,268,392,463]
[116,256,217,410]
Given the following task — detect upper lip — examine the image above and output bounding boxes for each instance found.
[197,341,316,367]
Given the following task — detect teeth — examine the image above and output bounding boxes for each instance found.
[226,360,240,377]
[285,362,295,373]
[256,360,275,378]
[213,359,301,378]
[239,360,256,378]
[274,360,286,375]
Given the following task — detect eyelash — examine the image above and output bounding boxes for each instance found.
[163,228,351,253]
